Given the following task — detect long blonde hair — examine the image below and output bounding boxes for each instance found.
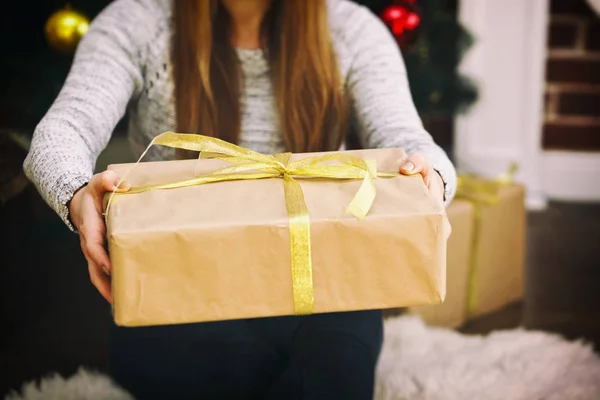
[172,0,347,157]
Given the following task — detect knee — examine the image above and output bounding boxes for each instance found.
[295,310,384,364]
[290,324,381,399]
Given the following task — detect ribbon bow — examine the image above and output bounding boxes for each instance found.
[105,131,396,315]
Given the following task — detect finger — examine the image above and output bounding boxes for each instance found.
[81,241,110,278]
[88,262,112,303]
[80,213,112,274]
[91,170,130,193]
[421,164,434,187]
[400,153,435,187]
[89,170,116,192]
[399,153,426,176]
[80,238,91,262]
[81,235,111,275]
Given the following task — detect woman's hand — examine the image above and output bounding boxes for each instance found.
[399,153,452,237]
[399,153,445,204]
[68,170,129,303]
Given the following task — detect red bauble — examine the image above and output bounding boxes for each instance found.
[380,1,421,50]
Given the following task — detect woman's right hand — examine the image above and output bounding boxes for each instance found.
[68,170,129,303]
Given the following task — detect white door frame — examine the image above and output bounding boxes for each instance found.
[455,0,549,209]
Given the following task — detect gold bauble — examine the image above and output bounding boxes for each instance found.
[45,7,90,54]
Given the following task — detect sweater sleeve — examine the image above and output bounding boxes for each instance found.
[343,4,457,205]
[23,0,159,231]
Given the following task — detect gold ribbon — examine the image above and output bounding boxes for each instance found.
[455,163,518,317]
[105,131,396,315]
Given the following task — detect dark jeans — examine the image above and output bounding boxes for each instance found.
[109,310,383,399]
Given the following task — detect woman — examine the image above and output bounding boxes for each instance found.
[24,0,456,398]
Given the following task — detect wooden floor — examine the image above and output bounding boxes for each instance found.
[1,186,599,397]
[463,202,600,346]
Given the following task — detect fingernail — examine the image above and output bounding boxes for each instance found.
[402,161,415,171]
[102,265,110,275]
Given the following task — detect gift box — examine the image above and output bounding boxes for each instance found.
[410,178,526,327]
[467,183,525,318]
[410,199,475,328]
[105,132,449,327]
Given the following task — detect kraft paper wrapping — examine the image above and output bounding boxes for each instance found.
[469,184,525,318]
[410,199,475,328]
[107,148,448,327]
[410,184,525,327]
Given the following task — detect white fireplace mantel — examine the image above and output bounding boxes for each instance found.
[455,0,549,209]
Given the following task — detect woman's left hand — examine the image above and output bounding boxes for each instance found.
[399,153,445,204]
[399,153,452,238]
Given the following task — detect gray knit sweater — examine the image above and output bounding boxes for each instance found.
[24,0,456,231]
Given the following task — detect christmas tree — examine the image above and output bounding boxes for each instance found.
[356,0,478,152]
[0,0,109,131]
[357,0,477,116]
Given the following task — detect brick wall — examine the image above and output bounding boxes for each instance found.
[544,0,600,151]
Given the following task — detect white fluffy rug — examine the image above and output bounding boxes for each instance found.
[375,316,600,400]
[5,370,133,400]
[6,315,600,400]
